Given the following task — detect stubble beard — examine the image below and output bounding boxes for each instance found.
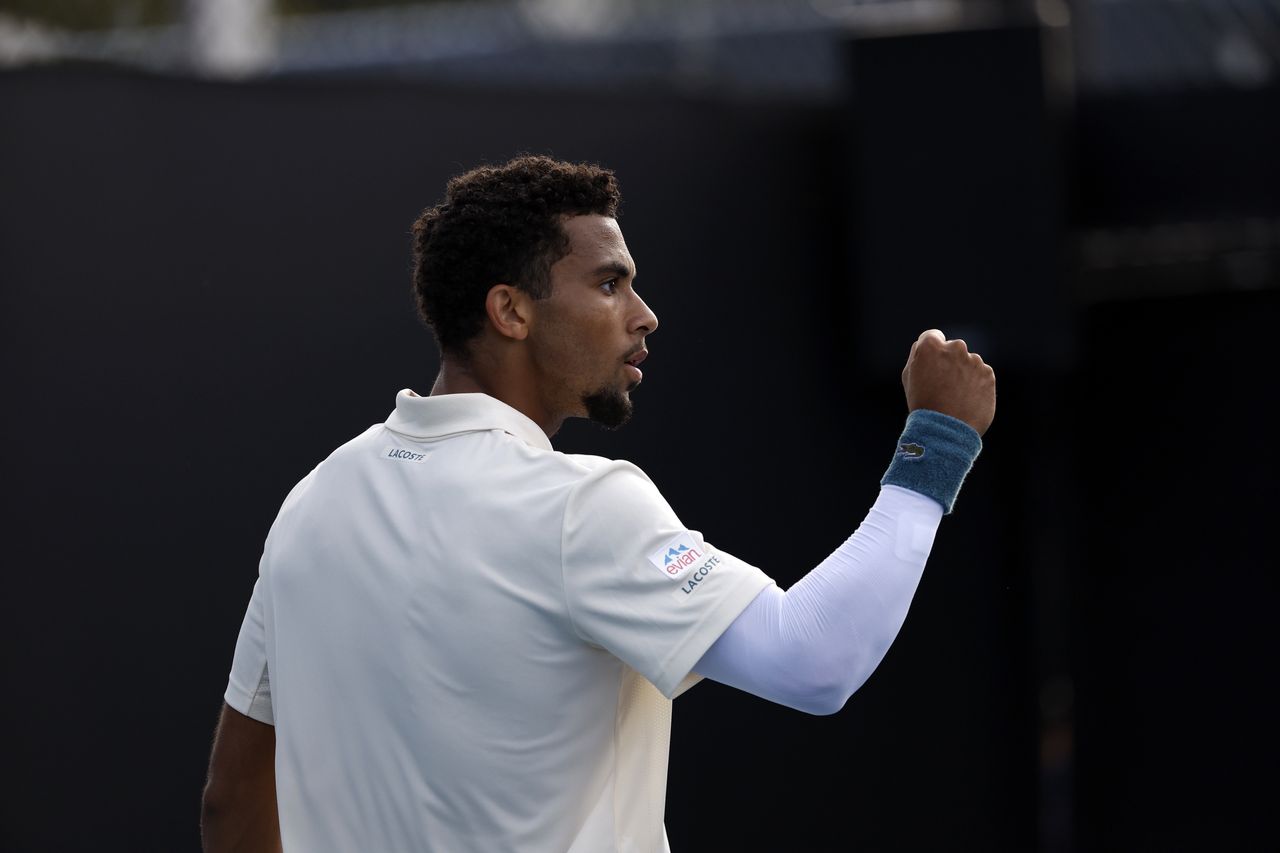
[582,384,635,430]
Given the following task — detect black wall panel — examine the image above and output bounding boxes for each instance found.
[1074,290,1278,851]
[844,25,1074,378]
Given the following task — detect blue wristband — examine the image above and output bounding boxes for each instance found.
[879,409,982,514]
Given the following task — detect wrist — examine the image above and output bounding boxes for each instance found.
[879,409,983,514]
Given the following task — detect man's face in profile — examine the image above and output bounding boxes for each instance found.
[528,215,659,429]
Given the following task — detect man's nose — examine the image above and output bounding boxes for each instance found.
[631,292,658,335]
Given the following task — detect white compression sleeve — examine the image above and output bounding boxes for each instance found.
[692,484,943,715]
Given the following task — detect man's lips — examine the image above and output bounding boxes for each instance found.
[624,348,648,382]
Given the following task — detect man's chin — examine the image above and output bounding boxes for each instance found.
[582,387,634,430]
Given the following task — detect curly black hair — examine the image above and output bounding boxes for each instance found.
[410,154,622,356]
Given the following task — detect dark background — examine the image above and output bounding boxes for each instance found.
[3,18,1278,853]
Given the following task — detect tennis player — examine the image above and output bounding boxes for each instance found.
[201,155,996,853]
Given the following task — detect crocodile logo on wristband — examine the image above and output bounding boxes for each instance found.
[896,442,925,459]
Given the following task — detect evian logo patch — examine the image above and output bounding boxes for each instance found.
[648,533,704,580]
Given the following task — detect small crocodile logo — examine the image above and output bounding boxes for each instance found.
[897,442,925,459]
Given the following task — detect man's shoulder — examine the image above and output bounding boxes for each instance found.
[510,448,623,486]
[558,451,650,480]
[558,451,614,473]
[507,449,659,500]
[552,454,667,511]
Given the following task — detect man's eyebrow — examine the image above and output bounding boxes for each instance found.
[590,261,636,280]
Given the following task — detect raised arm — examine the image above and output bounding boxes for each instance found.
[201,702,282,853]
[694,329,996,713]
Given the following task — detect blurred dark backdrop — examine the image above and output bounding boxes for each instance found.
[2,10,1278,853]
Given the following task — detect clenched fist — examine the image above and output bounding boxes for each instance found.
[901,329,996,437]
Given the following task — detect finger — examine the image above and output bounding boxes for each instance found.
[919,329,945,344]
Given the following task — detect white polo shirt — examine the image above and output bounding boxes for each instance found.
[224,390,774,852]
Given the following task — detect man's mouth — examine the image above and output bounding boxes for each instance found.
[624,348,648,383]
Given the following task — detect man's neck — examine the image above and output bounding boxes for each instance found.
[430,356,565,438]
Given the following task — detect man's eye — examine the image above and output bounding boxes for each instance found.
[600,280,618,294]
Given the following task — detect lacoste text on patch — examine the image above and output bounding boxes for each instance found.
[384,447,428,464]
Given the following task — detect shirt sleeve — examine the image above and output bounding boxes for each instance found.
[561,460,774,698]
[224,577,274,725]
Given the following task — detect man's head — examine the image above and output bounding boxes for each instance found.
[412,155,658,430]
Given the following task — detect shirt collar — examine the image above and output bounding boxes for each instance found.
[384,390,553,451]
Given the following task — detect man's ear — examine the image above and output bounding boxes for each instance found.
[484,284,532,341]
